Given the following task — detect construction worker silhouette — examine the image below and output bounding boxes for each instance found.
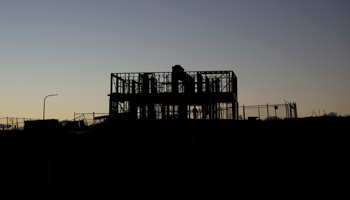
[192,107,198,119]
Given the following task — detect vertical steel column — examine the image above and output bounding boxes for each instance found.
[228,72,231,92]
[122,78,125,94]
[237,102,239,120]
[115,76,119,118]
[209,102,212,120]
[161,104,165,120]
[109,74,113,117]
[132,80,136,94]
[197,73,202,93]
[202,105,206,120]
[167,105,170,120]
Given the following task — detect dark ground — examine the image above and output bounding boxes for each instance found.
[0,117,348,196]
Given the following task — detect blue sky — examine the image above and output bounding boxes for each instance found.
[1,0,350,121]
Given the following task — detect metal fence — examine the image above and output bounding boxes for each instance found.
[1,104,297,131]
[0,113,109,131]
[0,117,41,130]
[239,103,298,120]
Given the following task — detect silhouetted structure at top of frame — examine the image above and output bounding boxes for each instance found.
[108,65,238,121]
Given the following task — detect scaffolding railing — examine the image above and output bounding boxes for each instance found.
[239,103,298,120]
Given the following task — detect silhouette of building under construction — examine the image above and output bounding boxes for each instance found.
[108,65,238,121]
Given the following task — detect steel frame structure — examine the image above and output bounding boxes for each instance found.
[109,65,238,120]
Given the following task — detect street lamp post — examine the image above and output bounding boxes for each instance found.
[42,94,58,191]
[43,94,58,120]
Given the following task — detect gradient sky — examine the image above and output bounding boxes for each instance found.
[1,0,350,121]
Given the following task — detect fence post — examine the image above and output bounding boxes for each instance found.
[93,112,95,126]
[294,103,298,118]
[267,104,269,120]
[243,105,245,120]
[274,106,277,118]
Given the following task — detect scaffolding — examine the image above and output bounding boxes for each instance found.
[108,65,238,121]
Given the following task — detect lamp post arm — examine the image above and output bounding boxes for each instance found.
[43,94,58,120]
